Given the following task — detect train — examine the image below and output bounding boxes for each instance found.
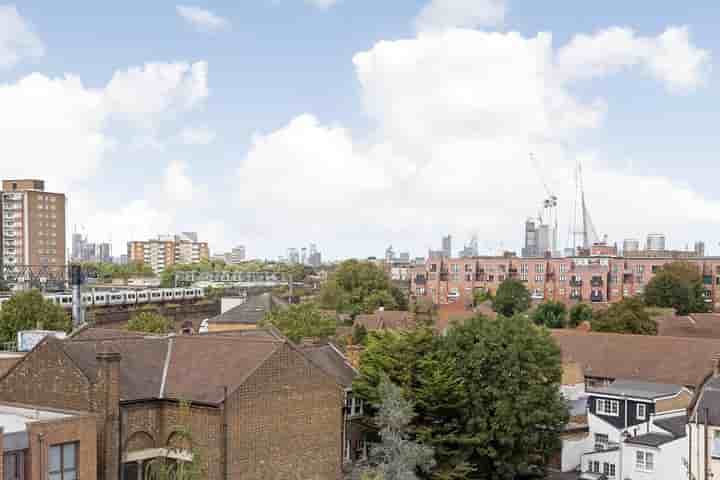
[0,287,206,311]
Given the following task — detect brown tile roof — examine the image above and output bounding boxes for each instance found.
[69,326,156,341]
[551,329,720,388]
[60,334,283,405]
[436,303,479,332]
[657,314,720,339]
[299,343,357,389]
[354,311,414,331]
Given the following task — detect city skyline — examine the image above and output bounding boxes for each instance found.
[1,1,719,259]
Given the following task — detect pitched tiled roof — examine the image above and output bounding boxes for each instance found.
[61,334,283,405]
[354,311,414,331]
[654,415,687,438]
[690,375,720,425]
[299,343,357,389]
[208,293,275,325]
[658,314,720,339]
[551,330,720,388]
[69,326,157,341]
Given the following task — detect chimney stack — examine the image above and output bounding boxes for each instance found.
[96,345,121,480]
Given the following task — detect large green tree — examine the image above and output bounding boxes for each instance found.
[362,379,436,480]
[591,298,658,335]
[492,279,531,317]
[355,316,568,479]
[319,260,406,316]
[261,302,336,343]
[568,303,593,328]
[126,311,174,334]
[644,262,709,315]
[0,290,71,342]
[532,301,567,328]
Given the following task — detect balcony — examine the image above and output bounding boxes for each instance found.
[570,279,583,287]
[570,293,582,301]
[591,278,604,287]
[414,276,426,285]
[440,273,449,282]
[590,291,604,302]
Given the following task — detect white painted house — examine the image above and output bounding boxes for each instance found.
[687,358,720,480]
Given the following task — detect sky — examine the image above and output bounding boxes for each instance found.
[1,0,719,260]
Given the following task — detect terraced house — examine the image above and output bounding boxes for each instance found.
[0,328,344,480]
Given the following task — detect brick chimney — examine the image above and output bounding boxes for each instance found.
[95,347,121,480]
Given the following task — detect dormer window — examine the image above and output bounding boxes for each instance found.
[596,398,619,416]
[637,403,647,420]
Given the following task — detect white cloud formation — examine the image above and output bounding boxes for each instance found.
[104,61,209,127]
[162,160,197,203]
[236,27,716,257]
[0,5,44,68]
[557,26,710,91]
[304,0,339,9]
[415,0,506,32]
[176,5,230,32]
[179,125,216,145]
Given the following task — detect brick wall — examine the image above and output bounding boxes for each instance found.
[226,343,343,480]
[0,340,91,411]
[27,413,98,480]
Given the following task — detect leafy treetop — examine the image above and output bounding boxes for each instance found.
[126,311,174,334]
[644,261,709,315]
[492,279,531,317]
[0,290,71,342]
[261,302,337,343]
[591,297,658,335]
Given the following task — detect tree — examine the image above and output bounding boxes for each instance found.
[568,303,593,328]
[492,279,531,317]
[0,290,70,342]
[126,311,174,334]
[355,316,568,479]
[645,262,708,315]
[362,379,435,480]
[532,301,567,328]
[591,298,658,335]
[319,260,405,316]
[472,288,492,307]
[261,302,336,343]
[352,323,369,346]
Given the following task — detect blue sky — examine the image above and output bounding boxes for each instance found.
[2,0,719,259]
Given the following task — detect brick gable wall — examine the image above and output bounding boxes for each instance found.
[0,340,91,411]
[225,344,343,480]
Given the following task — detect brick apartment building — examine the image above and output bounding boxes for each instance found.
[127,233,209,274]
[1,179,66,286]
[411,254,720,310]
[0,329,344,480]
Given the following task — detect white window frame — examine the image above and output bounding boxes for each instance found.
[596,398,620,417]
[637,403,647,420]
[713,430,720,457]
[594,433,609,451]
[635,451,654,472]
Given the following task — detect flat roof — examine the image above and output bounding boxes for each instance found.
[587,379,683,400]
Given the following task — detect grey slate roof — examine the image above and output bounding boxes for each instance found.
[208,293,274,325]
[625,432,676,447]
[587,379,683,400]
[690,375,720,424]
[654,415,688,438]
[300,343,357,389]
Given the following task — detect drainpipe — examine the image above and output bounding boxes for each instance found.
[223,386,229,480]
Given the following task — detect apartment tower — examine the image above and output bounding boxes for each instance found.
[1,179,66,281]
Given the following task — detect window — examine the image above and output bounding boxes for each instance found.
[520,263,528,273]
[536,264,545,273]
[49,442,78,480]
[559,274,566,282]
[637,403,647,420]
[520,273,528,281]
[464,264,473,272]
[4,450,24,480]
[451,264,459,273]
[560,264,568,273]
[594,433,609,451]
[603,462,616,477]
[535,275,543,282]
[596,398,619,416]
[636,451,654,472]
[591,460,600,473]
[713,430,720,457]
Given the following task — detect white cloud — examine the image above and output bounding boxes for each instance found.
[236,27,717,257]
[176,5,230,32]
[415,0,506,32]
[557,26,710,91]
[0,5,44,68]
[304,0,339,9]
[104,61,209,127]
[179,126,216,145]
[162,160,197,203]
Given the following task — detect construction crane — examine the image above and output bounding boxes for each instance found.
[530,153,558,254]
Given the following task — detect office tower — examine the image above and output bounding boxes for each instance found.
[442,235,452,257]
[646,233,666,251]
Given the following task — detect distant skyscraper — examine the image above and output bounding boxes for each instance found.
[522,219,539,257]
[231,245,246,264]
[646,233,666,251]
[442,235,452,257]
[287,248,300,264]
[695,241,706,257]
[308,243,322,267]
[301,247,308,265]
[71,232,83,261]
[623,238,640,254]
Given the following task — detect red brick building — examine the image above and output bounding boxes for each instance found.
[411,255,720,310]
[0,329,344,480]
